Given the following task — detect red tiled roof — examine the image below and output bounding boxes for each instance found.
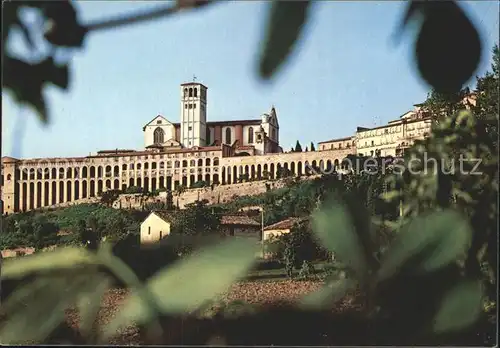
[220,214,260,226]
[263,217,306,231]
[318,136,353,144]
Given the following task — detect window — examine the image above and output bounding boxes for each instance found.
[189,104,193,109]
[248,127,254,143]
[225,128,232,144]
[385,129,388,134]
[194,104,196,109]
[188,126,192,131]
[148,226,151,235]
[193,88,198,98]
[153,127,165,144]
[271,128,276,139]
[157,120,162,124]
[185,104,187,109]
[371,140,374,146]
[159,231,163,239]
[339,143,342,149]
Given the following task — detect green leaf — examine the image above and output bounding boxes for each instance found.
[259,0,312,79]
[77,273,111,339]
[433,280,483,333]
[413,2,481,93]
[377,210,472,282]
[103,238,258,338]
[299,277,357,310]
[3,56,71,124]
[311,202,367,280]
[0,273,93,344]
[379,190,401,202]
[1,247,96,279]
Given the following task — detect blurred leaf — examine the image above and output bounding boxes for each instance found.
[259,0,312,79]
[41,1,87,48]
[77,273,111,339]
[3,56,70,124]
[103,238,257,338]
[379,190,401,202]
[377,210,472,282]
[1,247,96,279]
[300,277,356,310]
[0,273,92,344]
[410,1,481,93]
[311,201,367,280]
[433,279,483,333]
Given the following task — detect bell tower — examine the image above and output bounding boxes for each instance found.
[180,79,207,148]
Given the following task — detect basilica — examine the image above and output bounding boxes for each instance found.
[0,82,352,215]
[1,80,446,215]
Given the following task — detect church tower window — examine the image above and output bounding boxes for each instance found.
[153,127,165,144]
[225,128,232,145]
[248,127,254,143]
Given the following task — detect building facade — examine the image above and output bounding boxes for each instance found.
[0,82,352,215]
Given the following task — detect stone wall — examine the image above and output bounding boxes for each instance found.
[111,178,295,210]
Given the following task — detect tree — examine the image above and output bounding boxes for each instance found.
[165,190,174,210]
[310,142,316,151]
[294,141,303,152]
[32,216,58,249]
[100,189,120,207]
[473,44,499,149]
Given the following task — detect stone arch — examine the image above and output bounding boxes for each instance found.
[44,182,49,206]
[82,180,88,199]
[74,180,80,200]
[36,182,42,208]
[59,181,64,203]
[51,182,56,205]
[90,180,96,197]
[97,166,103,178]
[66,181,72,202]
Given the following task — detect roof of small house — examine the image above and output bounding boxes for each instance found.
[220,214,260,226]
[263,217,306,231]
[150,210,177,222]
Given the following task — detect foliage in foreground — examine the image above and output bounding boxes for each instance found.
[0,197,491,345]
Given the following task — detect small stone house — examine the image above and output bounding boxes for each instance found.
[220,214,261,240]
[140,210,173,244]
[262,217,305,241]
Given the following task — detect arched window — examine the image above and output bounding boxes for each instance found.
[248,127,254,143]
[153,127,165,144]
[189,88,193,97]
[225,128,232,144]
[194,88,198,98]
[184,88,188,97]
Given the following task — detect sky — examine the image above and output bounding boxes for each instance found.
[2,0,499,159]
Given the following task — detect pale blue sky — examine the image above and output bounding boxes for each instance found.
[2,1,499,159]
